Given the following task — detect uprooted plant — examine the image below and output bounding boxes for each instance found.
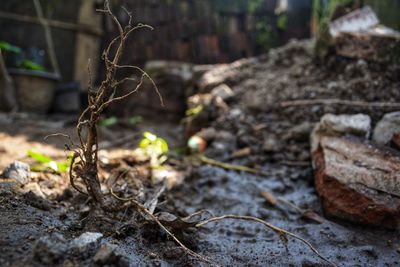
[67,0,162,209]
[59,1,336,266]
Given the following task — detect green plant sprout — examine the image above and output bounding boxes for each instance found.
[27,150,73,173]
[138,132,169,167]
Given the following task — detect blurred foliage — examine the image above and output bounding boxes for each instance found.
[28,150,73,173]
[248,0,264,14]
[313,0,353,59]
[100,116,143,128]
[365,0,400,31]
[0,40,45,71]
[128,116,143,125]
[313,0,353,33]
[100,116,118,128]
[277,14,288,30]
[0,41,21,54]
[18,59,45,71]
[256,21,274,50]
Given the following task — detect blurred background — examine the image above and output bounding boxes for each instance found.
[0,0,399,120]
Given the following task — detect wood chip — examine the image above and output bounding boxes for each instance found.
[232,147,251,158]
[260,191,277,206]
[301,209,325,224]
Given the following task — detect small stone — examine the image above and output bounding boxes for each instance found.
[211,84,234,101]
[284,121,315,141]
[92,243,129,267]
[69,232,103,255]
[32,233,68,265]
[311,113,371,153]
[262,135,281,152]
[1,161,30,184]
[373,112,400,145]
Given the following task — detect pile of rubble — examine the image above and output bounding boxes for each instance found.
[185,38,400,228]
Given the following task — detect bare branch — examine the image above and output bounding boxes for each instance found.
[121,6,132,27]
[280,99,400,109]
[115,64,163,106]
[97,74,145,112]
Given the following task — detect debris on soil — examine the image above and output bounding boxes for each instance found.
[260,191,277,206]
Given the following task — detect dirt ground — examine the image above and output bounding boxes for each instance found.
[1,40,400,267]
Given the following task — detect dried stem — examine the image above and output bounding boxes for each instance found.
[109,189,213,265]
[280,99,400,109]
[196,215,337,267]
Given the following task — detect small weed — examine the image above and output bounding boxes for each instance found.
[27,150,73,173]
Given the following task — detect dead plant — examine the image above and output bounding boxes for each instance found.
[67,0,161,210]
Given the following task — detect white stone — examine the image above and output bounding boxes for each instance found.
[311,113,371,153]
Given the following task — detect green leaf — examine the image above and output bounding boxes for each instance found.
[156,138,169,153]
[28,150,72,173]
[56,162,68,173]
[0,41,21,54]
[27,150,52,163]
[139,138,151,149]
[18,59,45,71]
[100,116,118,127]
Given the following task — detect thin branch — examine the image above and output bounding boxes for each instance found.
[115,64,163,105]
[109,190,214,265]
[44,133,77,147]
[121,6,132,27]
[196,215,336,267]
[98,74,145,112]
[280,99,400,109]
[198,155,266,176]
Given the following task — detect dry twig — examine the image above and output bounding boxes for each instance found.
[280,99,400,109]
[196,215,336,267]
